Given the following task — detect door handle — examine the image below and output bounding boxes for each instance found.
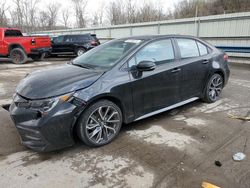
[171,68,181,73]
[202,59,209,64]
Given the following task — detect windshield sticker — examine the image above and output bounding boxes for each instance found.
[125,40,142,44]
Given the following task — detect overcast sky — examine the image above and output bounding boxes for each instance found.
[6,0,181,27]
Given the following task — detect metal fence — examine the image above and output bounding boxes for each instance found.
[31,12,250,61]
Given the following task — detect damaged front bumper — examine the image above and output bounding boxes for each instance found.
[9,94,80,152]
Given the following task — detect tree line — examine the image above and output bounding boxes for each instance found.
[0,0,249,32]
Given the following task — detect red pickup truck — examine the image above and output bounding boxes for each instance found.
[0,28,51,64]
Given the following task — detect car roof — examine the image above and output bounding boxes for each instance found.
[59,33,92,37]
[119,34,198,41]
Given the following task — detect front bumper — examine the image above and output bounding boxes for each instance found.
[9,94,78,152]
[30,47,52,55]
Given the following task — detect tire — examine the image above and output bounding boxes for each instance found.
[202,73,224,103]
[10,48,28,64]
[77,100,123,147]
[76,47,86,56]
[32,52,46,61]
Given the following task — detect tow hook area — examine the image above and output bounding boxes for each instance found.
[1,104,10,111]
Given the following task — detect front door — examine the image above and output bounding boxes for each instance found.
[128,39,181,119]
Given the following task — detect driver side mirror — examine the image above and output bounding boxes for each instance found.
[136,61,156,72]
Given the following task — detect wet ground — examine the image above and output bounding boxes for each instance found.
[0,59,249,188]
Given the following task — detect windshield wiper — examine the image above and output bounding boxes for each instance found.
[71,62,96,69]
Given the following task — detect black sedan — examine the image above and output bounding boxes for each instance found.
[9,35,230,152]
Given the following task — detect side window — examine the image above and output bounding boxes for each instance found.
[176,38,199,58]
[78,35,90,41]
[197,41,208,56]
[54,36,64,43]
[64,36,73,42]
[129,39,174,67]
[5,30,22,37]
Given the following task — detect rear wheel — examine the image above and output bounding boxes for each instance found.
[202,73,224,103]
[76,47,86,56]
[77,100,122,147]
[10,48,28,64]
[32,52,46,61]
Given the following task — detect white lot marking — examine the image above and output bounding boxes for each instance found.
[173,115,207,127]
[0,151,154,188]
[0,83,6,96]
[127,125,197,150]
[230,78,250,89]
[193,99,240,114]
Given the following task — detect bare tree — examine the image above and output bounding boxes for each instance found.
[71,0,88,28]
[12,0,24,29]
[107,0,126,25]
[62,8,70,28]
[38,10,50,30]
[47,2,61,30]
[91,1,105,27]
[0,0,9,27]
[126,0,136,23]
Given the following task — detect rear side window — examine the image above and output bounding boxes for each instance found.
[78,35,91,41]
[197,41,208,56]
[131,39,175,66]
[176,38,199,58]
[5,30,22,37]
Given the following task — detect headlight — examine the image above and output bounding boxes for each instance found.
[29,92,74,112]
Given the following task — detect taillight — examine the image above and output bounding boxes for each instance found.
[31,38,36,45]
[223,54,229,61]
[91,41,98,46]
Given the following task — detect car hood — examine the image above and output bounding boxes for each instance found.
[16,64,104,99]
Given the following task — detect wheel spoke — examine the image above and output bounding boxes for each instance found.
[107,119,120,123]
[103,106,110,119]
[95,128,103,143]
[89,127,101,139]
[98,107,104,120]
[104,124,116,134]
[90,115,99,124]
[86,123,99,130]
[103,127,108,141]
[107,111,118,121]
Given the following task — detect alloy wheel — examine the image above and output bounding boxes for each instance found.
[77,49,85,56]
[208,75,223,101]
[12,51,24,63]
[85,106,121,144]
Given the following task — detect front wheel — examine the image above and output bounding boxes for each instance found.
[77,100,123,147]
[10,48,28,64]
[202,73,224,103]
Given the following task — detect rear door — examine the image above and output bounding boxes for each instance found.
[51,35,65,53]
[128,38,181,119]
[174,38,211,100]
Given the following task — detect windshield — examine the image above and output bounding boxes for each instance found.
[72,39,144,69]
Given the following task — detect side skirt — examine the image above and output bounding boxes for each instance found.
[134,97,199,121]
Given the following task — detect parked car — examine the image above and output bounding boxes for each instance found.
[50,34,100,56]
[0,28,51,64]
[9,35,230,152]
